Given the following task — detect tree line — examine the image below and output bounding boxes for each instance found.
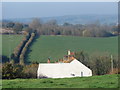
[19,33,35,65]
[2,18,119,37]
[10,33,30,63]
[2,50,119,79]
[10,32,36,65]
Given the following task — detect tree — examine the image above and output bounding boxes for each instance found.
[29,18,42,35]
[93,56,111,75]
[23,27,33,33]
[74,51,89,67]
[2,63,14,79]
[13,23,23,34]
[63,22,72,26]
[23,64,38,78]
[2,63,24,79]
[29,18,42,30]
[46,19,57,26]
[6,22,15,28]
[1,55,9,63]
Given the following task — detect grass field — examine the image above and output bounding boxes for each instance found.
[27,35,118,63]
[1,35,24,58]
[2,74,119,88]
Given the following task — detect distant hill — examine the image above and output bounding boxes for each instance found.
[3,14,117,25]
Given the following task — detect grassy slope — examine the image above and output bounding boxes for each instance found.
[1,35,24,58]
[2,74,119,88]
[27,35,118,63]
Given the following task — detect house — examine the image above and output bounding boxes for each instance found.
[37,51,92,78]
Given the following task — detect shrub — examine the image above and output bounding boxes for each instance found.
[74,51,89,67]
[74,51,118,75]
[1,55,9,63]
[2,62,39,79]
[2,63,24,79]
[91,56,111,75]
[23,64,38,78]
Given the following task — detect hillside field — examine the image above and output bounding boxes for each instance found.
[27,35,118,63]
[1,35,118,62]
[1,35,24,58]
[2,74,119,88]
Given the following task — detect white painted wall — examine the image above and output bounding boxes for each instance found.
[37,59,92,78]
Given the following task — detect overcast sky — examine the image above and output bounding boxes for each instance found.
[2,2,118,19]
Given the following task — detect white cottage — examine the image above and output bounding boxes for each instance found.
[37,59,92,78]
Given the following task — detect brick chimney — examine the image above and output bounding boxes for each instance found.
[68,50,70,55]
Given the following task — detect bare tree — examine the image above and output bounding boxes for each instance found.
[29,18,42,31]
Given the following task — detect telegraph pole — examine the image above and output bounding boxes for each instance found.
[111,55,113,73]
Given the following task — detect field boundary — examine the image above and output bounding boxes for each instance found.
[11,33,36,65]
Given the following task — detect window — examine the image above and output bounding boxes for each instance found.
[71,73,75,76]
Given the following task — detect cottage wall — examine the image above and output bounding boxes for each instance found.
[37,59,92,78]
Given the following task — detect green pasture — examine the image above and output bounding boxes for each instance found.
[1,35,24,58]
[27,35,118,63]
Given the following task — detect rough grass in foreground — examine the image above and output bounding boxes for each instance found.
[2,74,119,88]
